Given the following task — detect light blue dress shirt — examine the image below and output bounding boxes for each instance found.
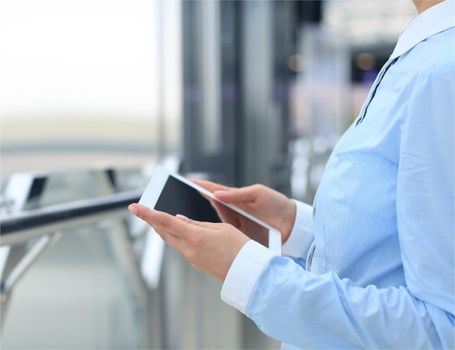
[220,1,455,349]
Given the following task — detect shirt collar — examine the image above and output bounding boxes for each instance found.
[390,0,455,60]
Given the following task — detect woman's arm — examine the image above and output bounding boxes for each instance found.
[221,63,455,349]
[222,244,452,349]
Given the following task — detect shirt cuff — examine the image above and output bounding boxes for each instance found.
[281,200,314,258]
[220,240,278,314]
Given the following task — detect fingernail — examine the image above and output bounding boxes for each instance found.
[176,214,191,223]
[128,204,138,215]
[214,191,227,196]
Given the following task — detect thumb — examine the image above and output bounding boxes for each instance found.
[214,186,256,203]
[176,214,214,228]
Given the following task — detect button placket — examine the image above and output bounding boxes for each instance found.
[355,57,399,126]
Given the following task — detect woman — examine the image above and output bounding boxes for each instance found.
[129,0,454,348]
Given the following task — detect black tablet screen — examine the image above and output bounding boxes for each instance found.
[155,176,220,222]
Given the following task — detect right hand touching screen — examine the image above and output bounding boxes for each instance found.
[192,179,297,243]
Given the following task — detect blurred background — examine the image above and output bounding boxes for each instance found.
[0,0,415,349]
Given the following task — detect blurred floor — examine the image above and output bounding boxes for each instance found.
[2,225,145,349]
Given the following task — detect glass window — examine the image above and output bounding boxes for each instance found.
[0,0,182,179]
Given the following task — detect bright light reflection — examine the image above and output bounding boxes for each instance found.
[0,0,158,119]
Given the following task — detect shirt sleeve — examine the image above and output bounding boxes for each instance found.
[281,200,314,258]
[221,201,313,312]
[220,240,278,314]
[220,65,454,349]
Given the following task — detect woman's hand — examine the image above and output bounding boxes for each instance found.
[193,180,296,243]
[128,203,249,283]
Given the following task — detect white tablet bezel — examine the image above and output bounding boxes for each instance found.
[139,166,282,254]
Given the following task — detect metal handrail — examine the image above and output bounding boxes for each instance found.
[0,189,142,246]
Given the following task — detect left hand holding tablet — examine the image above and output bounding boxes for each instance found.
[128,203,249,283]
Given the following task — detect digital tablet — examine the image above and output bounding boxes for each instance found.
[139,166,281,254]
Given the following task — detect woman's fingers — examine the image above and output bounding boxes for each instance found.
[155,227,186,250]
[176,214,191,223]
[191,179,230,193]
[175,214,214,228]
[210,200,241,226]
[214,185,258,203]
[130,202,249,282]
[129,203,196,240]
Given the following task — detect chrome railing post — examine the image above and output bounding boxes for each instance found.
[0,233,60,330]
[0,173,50,331]
[98,169,153,349]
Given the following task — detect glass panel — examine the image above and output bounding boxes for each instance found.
[2,221,148,349]
[0,0,161,177]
